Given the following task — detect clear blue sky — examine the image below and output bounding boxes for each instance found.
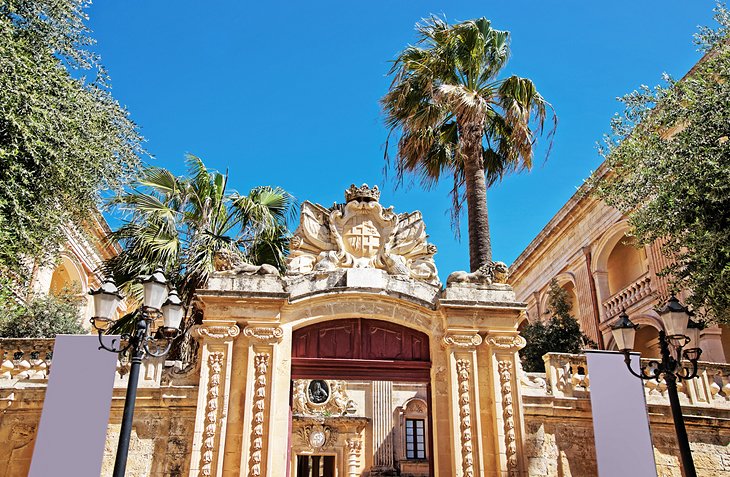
[87,1,716,280]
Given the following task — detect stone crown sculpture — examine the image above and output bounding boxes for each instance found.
[286,184,440,286]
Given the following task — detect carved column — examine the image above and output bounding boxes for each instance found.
[189,321,241,477]
[240,324,285,477]
[346,438,362,477]
[484,333,527,477]
[442,331,483,477]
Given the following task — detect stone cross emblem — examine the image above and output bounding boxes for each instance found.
[343,217,380,258]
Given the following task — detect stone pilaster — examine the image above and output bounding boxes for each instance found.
[442,331,484,477]
[189,320,240,477]
[239,324,285,477]
[484,332,527,477]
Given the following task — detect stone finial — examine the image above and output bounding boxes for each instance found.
[345,184,380,203]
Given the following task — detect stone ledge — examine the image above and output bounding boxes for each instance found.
[441,283,517,303]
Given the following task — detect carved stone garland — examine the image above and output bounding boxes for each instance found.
[456,359,474,477]
[498,361,519,477]
[200,352,224,477]
[249,353,270,477]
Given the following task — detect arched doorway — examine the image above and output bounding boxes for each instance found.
[290,319,433,477]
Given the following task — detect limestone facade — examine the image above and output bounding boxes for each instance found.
[509,185,729,362]
[1,186,729,476]
[24,211,120,327]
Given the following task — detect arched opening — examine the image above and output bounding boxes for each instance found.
[561,282,580,320]
[290,318,432,477]
[49,256,85,296]
[607,237,646,296]
[634,324,661,359]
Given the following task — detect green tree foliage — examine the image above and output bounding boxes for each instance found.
[520,280,593,372]
[102,156,294,360]
[382,16,555,271]
[0,285,85,338]
[0,0,142,269]
[594,4,730,322]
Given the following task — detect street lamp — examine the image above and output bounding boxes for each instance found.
[610,297,702,477]
[89,269,182,477]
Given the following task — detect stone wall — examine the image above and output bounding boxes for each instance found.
[522,353,730,477]
[0,338,198,477]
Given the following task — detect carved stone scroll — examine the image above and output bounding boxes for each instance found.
[200,352,224,477]
[197,324,241,341]
[249,353,270,477]
[442,332,483,349]
[485,334,526,352]
[243,325,284,344]
[498,361,519,477]
[456,359,474,477]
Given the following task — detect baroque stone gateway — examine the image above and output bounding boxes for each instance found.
[1,185,729,476]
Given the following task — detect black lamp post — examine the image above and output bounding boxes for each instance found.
[611,296,702,477]
[89,269,184,477]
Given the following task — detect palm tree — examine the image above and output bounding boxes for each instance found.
[102,155,293,357]
[382,16,556,272]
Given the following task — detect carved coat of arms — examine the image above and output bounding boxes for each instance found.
[287,184,440,286]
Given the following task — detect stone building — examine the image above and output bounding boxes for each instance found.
[1,185,729,477]
[508,169,729,362]
[21,211,119,327]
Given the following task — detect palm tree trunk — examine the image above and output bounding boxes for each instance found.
[460,121,492,272]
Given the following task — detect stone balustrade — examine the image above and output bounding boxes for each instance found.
[0,338,54,380]
[523,352,730,409]
[0,337,182,388]
[602,273,653,319]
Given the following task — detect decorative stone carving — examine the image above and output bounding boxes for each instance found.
[456,359,474,477]
[346,438,362,477]
[442,332,483,349]
[200,352,224,477]
[196,324,241,340]
[242,325,283,344]
[485,334,526,352]
[292,379,356,416]
[249,353,270,477]
[213,249,280,276]
[498,361,519,477]
[295,423,337,451]
[447,260,509,287]
[286,184,440,285]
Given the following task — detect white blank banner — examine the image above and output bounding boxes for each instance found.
[585,350,657,477]
[29,334,118,477]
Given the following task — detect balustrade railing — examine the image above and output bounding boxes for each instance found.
[602,273,653,319]
[529,352,730,409]
[0,337,175,387]
[0,338,54,380]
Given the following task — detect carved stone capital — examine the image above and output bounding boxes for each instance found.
[243,325,284,344]
[485,333,526,352]
[442,332,483,349]
[196,322,241,341]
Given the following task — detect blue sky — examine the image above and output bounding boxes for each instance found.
[87,1,716,280]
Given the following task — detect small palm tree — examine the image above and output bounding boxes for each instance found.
[102,155,293,358]
[382,16,556,272]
